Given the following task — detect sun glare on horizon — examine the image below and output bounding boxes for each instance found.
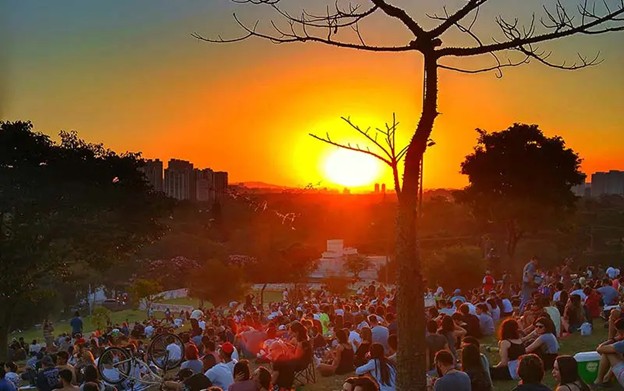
[323,148,381,188]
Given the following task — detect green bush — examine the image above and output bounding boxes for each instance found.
[322,275,352,296]
[92,307,111,331]
[423,245,485,292]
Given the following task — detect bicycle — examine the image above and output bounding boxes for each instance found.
[97,332,184,390]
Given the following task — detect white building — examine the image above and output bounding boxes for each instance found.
[310,239,387,280]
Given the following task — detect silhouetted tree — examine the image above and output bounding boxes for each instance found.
[197,2,624,388]
[0,121,168,360]
[456,123,584,261]
[129,279,164,316]
[188,260,248,307]
[343,254,373,281]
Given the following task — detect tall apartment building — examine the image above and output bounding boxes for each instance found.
[140,159,164,192]
[591,170,624,197]
[164,159,195,200]
[195,168,215,202]
[214,171,229,194]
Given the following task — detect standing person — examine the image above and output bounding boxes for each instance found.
[561,260,572,291]
[552,356,589,391]
[70,312,83,338]
[521,257,539,313]
[513,354,552,391]
[483,271,496,294]
[433,350,471,391]
[43,320,55,349]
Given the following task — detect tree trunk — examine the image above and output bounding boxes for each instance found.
[260,283,267,314]
[0,303,14,362]
[395,52,439,391]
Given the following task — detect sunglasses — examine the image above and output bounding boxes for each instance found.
[535,324,545,329]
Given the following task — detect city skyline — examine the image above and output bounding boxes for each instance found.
[3,1,624,189]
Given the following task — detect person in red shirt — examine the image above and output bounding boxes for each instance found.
[584,286,602,319]
[483,271,496,294]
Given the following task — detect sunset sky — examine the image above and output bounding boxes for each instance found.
[3,1,623,190]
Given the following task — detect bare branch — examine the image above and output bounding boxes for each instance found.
[428,0,491,37]
[369,0,427,37]
[192,1,415,52]
[438,53,531,76]
[438,1,624,60]
[309,133,393,166]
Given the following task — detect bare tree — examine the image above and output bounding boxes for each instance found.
[194,1,624,389]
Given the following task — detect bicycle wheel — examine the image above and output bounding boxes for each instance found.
[148,333,184,370]
[97,347,132,385]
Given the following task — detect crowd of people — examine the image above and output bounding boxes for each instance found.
[3,259,624,391]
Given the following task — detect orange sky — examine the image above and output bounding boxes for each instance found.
[3,1,624,190]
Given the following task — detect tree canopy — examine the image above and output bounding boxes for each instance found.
[0,120,169,359]
[457,123,584,259]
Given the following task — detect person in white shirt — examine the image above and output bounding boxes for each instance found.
[205,342,237,390]
[144,324,155,338]
[165,336,182,365]
[346,322,362,351]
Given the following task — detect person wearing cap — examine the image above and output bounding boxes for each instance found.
[205,342,237,390]
[36,356,60,391]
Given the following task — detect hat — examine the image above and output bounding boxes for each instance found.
[220,342,234,354]
[453,289,461,295]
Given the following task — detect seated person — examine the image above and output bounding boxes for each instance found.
[594,318,624,387]
[563,294,586,334]
[513,354,551,391]
[476,304,495,337]
[490,318,525,381]
[458,304,482,339]
[524,317,559,370]
[317,329,354,377]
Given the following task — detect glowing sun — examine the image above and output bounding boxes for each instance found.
[323,148,381,187]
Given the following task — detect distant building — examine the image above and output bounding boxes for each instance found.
[141,159,163,192]
[214,171,229,196]
[381,183,386,193]
[164,159,195,200]
[195,168,215,202]
[310,239,387,281]
[374,183,380,193]
[591,171,624,197]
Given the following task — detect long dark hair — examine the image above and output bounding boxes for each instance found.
[461,344,483,371]
[369,343,395,386]
[499,318,520,341]
[556,356,589,391]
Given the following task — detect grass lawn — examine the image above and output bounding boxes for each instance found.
[14,290,283,343]
[13,309,147,343]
